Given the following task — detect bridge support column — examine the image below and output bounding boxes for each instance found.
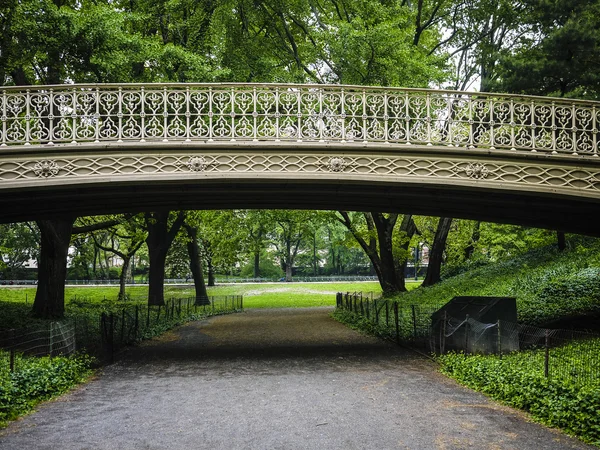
[32,216,74,319]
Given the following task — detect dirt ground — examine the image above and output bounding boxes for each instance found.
[0,307,594,450]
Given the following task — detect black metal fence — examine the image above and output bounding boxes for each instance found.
[335,292,444,345]
[336,292,600,386]
[0,322,77,372]
[0,295,243,370]
[99,296,243,363]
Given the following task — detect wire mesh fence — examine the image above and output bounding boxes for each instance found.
[336,291,600,387]
[0,322,77,372]
[99,295,243,363]
[0,295,243,369]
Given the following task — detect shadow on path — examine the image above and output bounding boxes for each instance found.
[0,307,593,450]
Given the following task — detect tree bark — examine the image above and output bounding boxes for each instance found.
[338,212,413,296]
[397,214,419,288]
[119,256,131,300]
[423,217,453,287]
[557,231,566,251]
[32,217,74,319]
[184,224,209,305]
[253,251,260,278]
[207,254,216,287]
[464,221,481,260]
[145,211,185,306]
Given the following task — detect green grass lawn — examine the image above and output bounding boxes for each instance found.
[0,280,422,310]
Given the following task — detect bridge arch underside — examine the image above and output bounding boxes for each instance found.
[0,143,598,236]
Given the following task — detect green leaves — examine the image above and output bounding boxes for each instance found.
[438,350,600,445]
[0,353,93,426]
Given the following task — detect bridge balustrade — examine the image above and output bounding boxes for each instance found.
[1,83,598,156]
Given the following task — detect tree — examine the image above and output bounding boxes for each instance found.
[145,211,185,306]
[337,212,417,295]
[267,210,320,281]
[0,222,40,279]
[90,215,147,300]
[494,0,600,99]
[32,215,124,318]
[182,222,209,304]
[422,217,453,286]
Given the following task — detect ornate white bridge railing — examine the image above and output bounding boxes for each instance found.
[1,83,598,156]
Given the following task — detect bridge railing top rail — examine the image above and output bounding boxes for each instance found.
[1,83,598,156]
[2,83,600,106]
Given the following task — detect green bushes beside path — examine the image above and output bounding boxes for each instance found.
[438,350,600,446]
[393,238,600,326]
[0,352,93,427]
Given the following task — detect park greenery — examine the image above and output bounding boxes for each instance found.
[2,0,600,441]
[334,235,600,446]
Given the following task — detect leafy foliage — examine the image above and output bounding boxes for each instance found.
[394,236,600,326]
[0,352,93,427]
[438,349,600,446]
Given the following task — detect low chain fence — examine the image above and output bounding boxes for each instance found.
[0,295,243,370]
[99,295,243,363]
[0,322,77,372]
[335,292,444,345]
[336,292,600,387]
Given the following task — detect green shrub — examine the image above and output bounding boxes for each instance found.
[438,351,600,446]
[0,353,93,427]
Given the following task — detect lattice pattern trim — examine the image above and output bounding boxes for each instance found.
[1,83,599,156]
[1,153,598,194]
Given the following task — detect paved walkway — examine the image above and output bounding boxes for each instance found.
[0,308,593,450]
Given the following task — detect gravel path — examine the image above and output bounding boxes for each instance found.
[0,307,593,450]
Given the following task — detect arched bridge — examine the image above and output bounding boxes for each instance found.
[1,83,599,234]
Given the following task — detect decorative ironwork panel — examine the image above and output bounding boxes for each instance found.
[1,151,598,196]
[1,84,599,156]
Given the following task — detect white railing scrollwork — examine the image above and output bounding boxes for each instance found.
[1,83,598,156]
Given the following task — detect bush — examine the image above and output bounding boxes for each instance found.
[0,353,93,427]
[438,351,600,446]
[393,237,600,326]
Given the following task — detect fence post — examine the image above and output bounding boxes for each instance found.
[374,299,379,325]
[240,295,243,310]
[135,305,139,339]
[9,329,15,373]
[120,309,126,343]
[412,305,417,340]
[394,302,400,345]
[49,322,54,358]
[439,311,447,354]
[497,320,502,358]
[178,298,182,317]
[146,305,150,328]
[545,329,550,378]
[385,301,390,327]
[464,314,470,354]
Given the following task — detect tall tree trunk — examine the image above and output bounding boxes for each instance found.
[145,211,185,306]
[464,221,481,260]
[118,256,131,301]
[371,213,404,294]
[312,234,318,276]
[184,224,209,305]
[557,231,566,251]
[253,251,260,278]
[338,212,407,296]
[397,214,419,288]
[32,217,74,319]
[207,254,216,287]
[285,256,293,281]
[423,217,453,287]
